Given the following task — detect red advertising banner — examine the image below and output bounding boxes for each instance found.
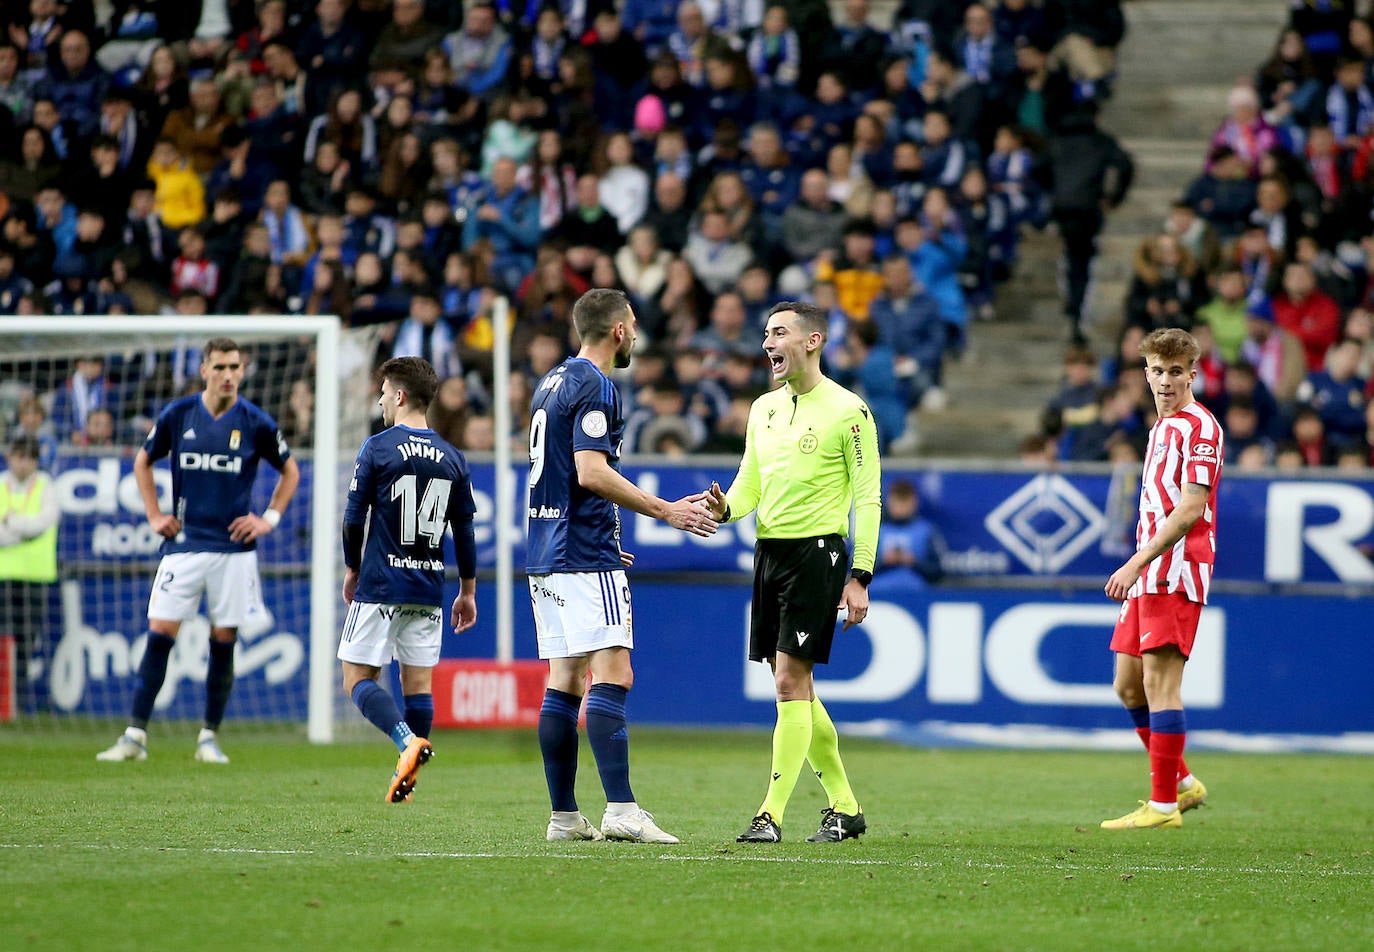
[432,659,549,728]
[0,635,14,722]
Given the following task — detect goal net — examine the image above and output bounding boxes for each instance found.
[0,315,381,742]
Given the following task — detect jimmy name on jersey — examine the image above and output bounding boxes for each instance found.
[526,357,625,574]
[346,424,476,606]
[144,394,290,554]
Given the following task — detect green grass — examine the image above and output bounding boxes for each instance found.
[2,726,1371,952]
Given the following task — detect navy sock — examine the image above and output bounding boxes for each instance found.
[130,633,176,729]
[538,689,582,813]
[585,683,634,804]
[1126,704,1150,730]
[203,639,235,731]
[404,692,434,739]
[351,680,411,752]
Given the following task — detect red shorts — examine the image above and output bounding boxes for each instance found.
[1110,591,1203,658]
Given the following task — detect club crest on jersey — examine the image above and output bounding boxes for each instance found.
[798,433,818,454]
[229,429,241,450]
[581,410,608,438]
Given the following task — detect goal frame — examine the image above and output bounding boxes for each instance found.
[0,315,343,743]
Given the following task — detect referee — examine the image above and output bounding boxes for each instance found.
[705,302,882,843]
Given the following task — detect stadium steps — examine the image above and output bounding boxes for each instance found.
[911,0,1285,458]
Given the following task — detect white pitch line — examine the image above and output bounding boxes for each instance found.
[2,842,1369,876]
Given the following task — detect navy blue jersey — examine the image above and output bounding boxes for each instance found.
[143,395,290,554]
[345,424,476,605]
[526,357,625,574]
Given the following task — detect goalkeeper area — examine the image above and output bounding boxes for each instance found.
[1,727,1371,951]
[0,316,383,740]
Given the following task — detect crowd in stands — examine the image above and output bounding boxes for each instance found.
[1035,1,1374,472]
[0,0,1137,458]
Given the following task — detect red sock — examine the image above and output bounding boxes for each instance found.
[1136,728,1191,782]
[1149,732,1187,805]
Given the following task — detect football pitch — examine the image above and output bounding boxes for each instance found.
[2,726,1370,952]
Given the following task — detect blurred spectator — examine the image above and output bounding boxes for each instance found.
[615,224,673,314]
[780,167,849,280]
[1195,266,1251,363]
[596,131,651,235]
[462,155,540,292]
[1222,395,1273,465]
[1125,233,1209,332]
[33,29,108,142]
[517,128,576,231]
[691,291,757,374]
[1239,297,1308,405]
[873,478,943,589]
[0,125,60,203]
[1295,337,1368,446]
[369,0,445,73]
[221,222,284,313]
[1220,359,1284,440]
[295,0,366,114]
[132,43,189,135]
[462,414,497,452]
[1292,404,1334,466]
[553,172,622,272]
[818,218,883,320]
[955,2,1016,103]
[1186,146,1259,243]
[277,378,316,449]
[1208,84,1281,179]
[145,136,205,230]
[0,244,34,314]
[259,179,311,268]
[303,87,377,176]
[1272,261,1342,372]
[1046,344,1100,436]
[161,78,232,175]
[0,434,59,707]
[1046,105,1133,344]
[637,170,692,253]
[867,254,946,407]
[392,289,460,380]
[168,225,220,302]
[51,356,121,443]
[1325,55,1373,150]
[1050,0,1126,97]
[1256,28,1324,125]
[1231,442,1268,470]
[832,318,908,452]
[683,208,751,295]
[1164,198,1221,276]
[76,406,117,447]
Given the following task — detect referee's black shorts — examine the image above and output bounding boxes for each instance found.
[749,534,849,666]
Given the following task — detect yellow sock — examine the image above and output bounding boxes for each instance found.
[806,696,859,815]
[758,699,813,825]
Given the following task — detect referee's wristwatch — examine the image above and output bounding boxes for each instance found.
[849,569,872,588]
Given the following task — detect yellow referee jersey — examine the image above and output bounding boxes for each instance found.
[722,376,883,573]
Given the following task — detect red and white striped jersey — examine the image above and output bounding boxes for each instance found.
[1133,400,1223,603]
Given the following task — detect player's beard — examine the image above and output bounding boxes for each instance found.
[613,338,633,369]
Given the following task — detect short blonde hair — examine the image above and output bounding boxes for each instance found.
[1140,327,1201,365]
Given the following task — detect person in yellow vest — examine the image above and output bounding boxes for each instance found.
[0,437,60,713]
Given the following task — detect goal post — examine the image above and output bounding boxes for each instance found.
[0,315,369,742]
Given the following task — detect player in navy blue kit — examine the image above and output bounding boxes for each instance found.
[98,338,300,764]
[529,288,718,843]
[338,356,478,803]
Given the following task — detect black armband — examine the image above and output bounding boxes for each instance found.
[342,523,365,570]
[849,569,873,588]
[453,521,477,580]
